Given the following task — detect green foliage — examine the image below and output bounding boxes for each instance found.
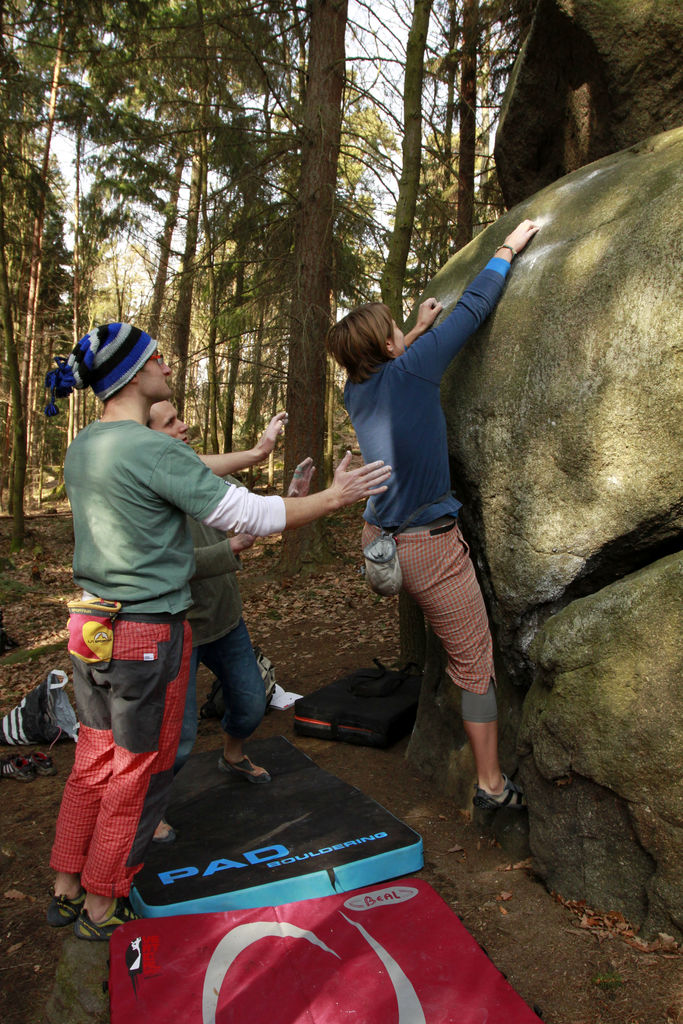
[592,971,624,999]
[0,573,33,605]
[0,639,66,665]
[1,0,524,511]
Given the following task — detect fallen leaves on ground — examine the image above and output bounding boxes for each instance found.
[4,889,28,901]
[554,893,681,955]
[497,857,533,872]
[239,509,401,654]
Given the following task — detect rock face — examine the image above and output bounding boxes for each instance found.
[405,127,682,938]
[43,935,109,1024]
[494,0,683,206]
[519,552,683,939]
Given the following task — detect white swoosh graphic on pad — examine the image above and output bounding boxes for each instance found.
[339,912,426,1024]
[202,914,426,1023]
[202,922,340,1024]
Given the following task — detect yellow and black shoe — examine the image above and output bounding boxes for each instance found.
[46,889,86,927]
[73,897,140,941]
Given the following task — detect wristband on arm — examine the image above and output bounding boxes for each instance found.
[495,243,516,259]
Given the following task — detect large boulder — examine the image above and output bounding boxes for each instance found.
[519,552,683,939]
[494,0,683,206]
[404,127,682,937]
[438,126,682,686]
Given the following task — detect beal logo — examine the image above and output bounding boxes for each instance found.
[343,886,418,912]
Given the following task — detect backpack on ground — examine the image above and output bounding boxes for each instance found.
[0,669,79,745]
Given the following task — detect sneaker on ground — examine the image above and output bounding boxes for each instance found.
[46,889,86,927]
[29,750,57,776]
[0,755,36,782]
[73,897,140,941]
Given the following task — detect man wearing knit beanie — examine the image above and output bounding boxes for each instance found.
[45,324,392,940]
[44,323,158,414]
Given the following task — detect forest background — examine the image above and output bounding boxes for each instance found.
[0,0,534,569]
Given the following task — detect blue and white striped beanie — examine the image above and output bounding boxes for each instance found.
[44,323,157,417]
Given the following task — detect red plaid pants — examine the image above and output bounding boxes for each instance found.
[50,617,191,897]
[363,521,494,694]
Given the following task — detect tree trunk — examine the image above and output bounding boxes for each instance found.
[72,129,82,350]
[281,0,348,574]
[399,591,427,669]
[204,241,226,457]
[148,152,184,340]
[20,20,64,470]
[380,0,433,321]
[440,0,460,266]
[27,325,46,499]
[244,313,264,490]
[199,147,220,454]
[202,380,209,454]
[455,0,479,251]
[221,258,245,453]
[206,316,219,453]
[0,175,26,549]
[1,403,12,514]
[267,386,278,488]
[222,335,240,454]
[171,148,202,419]
[325,354,335,487]
[67,130,82,448]
[244,313,264,445]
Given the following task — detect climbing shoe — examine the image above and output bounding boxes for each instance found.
[46,889,86,927]
[73,897,140,941]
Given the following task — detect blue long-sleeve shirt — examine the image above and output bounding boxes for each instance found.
[344,257,510,531]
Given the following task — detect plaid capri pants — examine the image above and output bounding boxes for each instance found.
[362,520,494,695]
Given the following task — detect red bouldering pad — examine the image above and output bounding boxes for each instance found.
[110,879,539,1023]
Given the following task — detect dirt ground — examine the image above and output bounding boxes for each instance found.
[0,510,680,1024]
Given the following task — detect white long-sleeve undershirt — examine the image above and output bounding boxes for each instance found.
[202,485,286,536]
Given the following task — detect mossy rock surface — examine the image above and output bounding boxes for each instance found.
[518,552,683,938]
[43,935,109,1024]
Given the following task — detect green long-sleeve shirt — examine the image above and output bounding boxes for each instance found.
[186,518,243,647]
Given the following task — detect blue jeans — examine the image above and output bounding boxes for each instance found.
[173,617,266,774]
